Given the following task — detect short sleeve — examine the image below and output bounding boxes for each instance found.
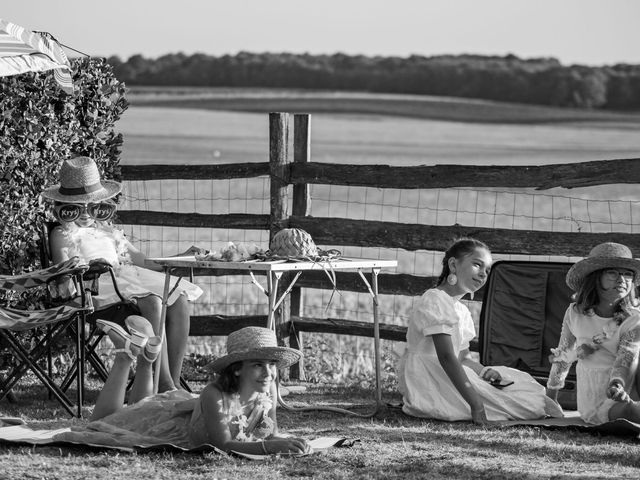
[457,303,476,350]
[411,289,459,337]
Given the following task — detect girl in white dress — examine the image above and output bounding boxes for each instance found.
[398,238,563,424]
[547,242,640,424]
[41,156,203,392]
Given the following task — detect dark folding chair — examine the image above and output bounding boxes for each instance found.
[0,257,92,417]
[40,222,192,393]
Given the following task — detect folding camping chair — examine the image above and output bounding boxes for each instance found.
[40,222,191,392]
[0,257,92,417]
[478,260,577,409]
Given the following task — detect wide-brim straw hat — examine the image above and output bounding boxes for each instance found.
[208,326,302,372]
[566,242,640,290]
[41,156,122,203]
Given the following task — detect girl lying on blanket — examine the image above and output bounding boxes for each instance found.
[59,319,309,455]
[547,242,640,425]
[397,238,563,424]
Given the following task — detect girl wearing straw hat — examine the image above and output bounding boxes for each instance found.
[55,323,309,455]
[41,156,203,393]
[547,242,640,424]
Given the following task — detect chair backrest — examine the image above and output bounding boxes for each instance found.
[478,260,575,379]
[40,221,58,268]
[39,221,139,323]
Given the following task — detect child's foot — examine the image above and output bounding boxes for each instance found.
[124,315,163,363]
[124,315,156,338]
[96,320,147,360]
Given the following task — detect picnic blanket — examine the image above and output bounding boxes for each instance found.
[0,418,358,459]
[387,404,640,439]
[495,410,640,439]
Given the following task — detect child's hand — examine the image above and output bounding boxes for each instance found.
[266,437,310,454]
[175,245,206,257]
[480,367,502,383]
[607,380,631,403]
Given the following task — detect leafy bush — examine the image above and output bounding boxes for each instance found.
[0,57,128,281]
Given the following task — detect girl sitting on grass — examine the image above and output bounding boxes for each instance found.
[547,242,640,424]
[58,320,309,455]
[397,237,563,424]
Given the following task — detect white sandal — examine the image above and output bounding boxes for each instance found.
[96,320,148,361]
[142,336,162,363]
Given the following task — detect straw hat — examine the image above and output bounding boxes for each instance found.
[566,242,640,290]
[41,156,122,203]
[208,327,302,372]
[270,228,319,258]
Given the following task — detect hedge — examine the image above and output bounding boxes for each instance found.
[0,57,129,285]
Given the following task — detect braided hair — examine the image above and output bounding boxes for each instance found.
[436,238,490,287]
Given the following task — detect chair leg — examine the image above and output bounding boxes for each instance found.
[76,315,85,418]
[0,330,76,417]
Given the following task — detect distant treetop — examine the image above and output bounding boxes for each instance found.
[107,52,640,110]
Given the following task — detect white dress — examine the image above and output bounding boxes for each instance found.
[52,223,203,309]
[547,305,640,424]
[398,288,563,421]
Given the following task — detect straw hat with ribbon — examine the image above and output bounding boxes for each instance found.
[41,156,122,203]
[208,327,302,373]
[566,242,640,291]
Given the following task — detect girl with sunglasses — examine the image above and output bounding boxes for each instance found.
[547,242,640,424]
[41,156,203,393]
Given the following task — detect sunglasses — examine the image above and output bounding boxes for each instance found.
[53,201,117,222]
[602,269,635,281]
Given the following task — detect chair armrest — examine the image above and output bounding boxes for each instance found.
[0,257,89,292]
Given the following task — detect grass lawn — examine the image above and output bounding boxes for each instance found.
[1,379,639,480]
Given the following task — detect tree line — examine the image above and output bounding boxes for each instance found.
[107,52,640,110]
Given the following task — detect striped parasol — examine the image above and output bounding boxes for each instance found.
[0,18,73,94]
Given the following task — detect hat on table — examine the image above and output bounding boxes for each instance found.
[566,242,640,291]
[41,156,122,203]
[208,327,302,372]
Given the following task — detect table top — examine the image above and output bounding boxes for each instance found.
[146,256,397,272]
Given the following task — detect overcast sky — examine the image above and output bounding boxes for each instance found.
[3,0,639,66]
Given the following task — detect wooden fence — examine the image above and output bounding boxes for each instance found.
[118,112,640,379]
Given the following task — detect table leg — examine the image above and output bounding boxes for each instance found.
[153,267,171,394]
[278,267,384,418]
[266,272,282,330]
[371,267,382,409]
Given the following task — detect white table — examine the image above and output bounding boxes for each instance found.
[146,256,397,415]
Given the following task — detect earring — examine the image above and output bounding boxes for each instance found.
[447,273,458,286]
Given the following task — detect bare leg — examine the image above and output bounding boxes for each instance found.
[90,352,132,421]
[165,294,190,388]
[135,295,176,392]
[128,354,154,404]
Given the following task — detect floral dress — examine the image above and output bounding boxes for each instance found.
[547,304,640,424]
[397,288,563,421]
[52,223,202,309]
[54,389,275,449]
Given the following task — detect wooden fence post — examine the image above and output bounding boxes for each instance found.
[269,113,291,365]
[289,114,311,380]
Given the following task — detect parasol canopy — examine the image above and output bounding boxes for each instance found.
[0,18,73,94]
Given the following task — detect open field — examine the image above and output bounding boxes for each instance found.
[1,380,640,479]
[121,88,640,169]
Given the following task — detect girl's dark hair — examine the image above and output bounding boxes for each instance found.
[573,269,639,318]
[211,362,243,393]
[436,237,490,286]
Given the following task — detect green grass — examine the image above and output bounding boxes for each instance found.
[1,379,640,479]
